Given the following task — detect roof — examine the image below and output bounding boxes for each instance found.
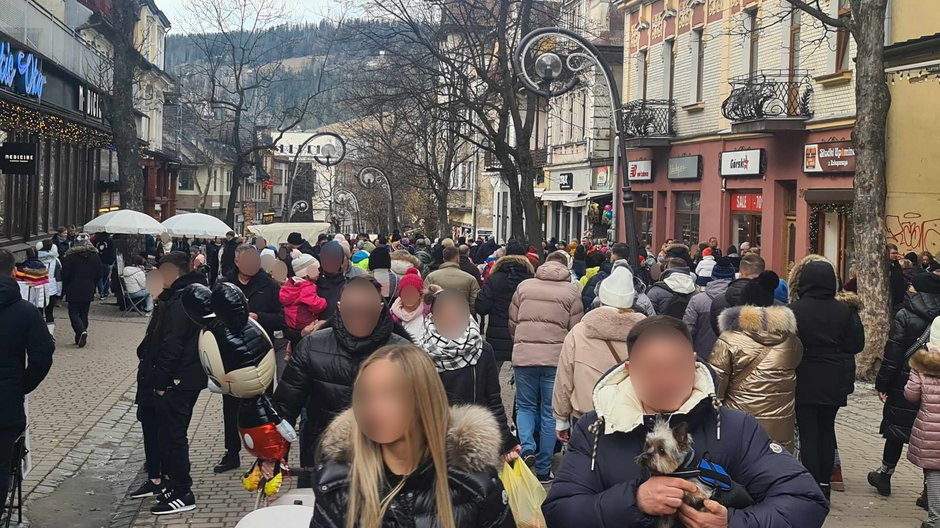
[884,32,940,65]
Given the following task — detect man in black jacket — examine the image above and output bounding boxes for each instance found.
[62,235,101,347]
[219,231,239,278]
[215,244,284,474]
[0,249,54,509]
[458,244,483,285]
[274,276,410,486]
[147,251,208,515]
[94,232,116,299]
[709,253,765,335]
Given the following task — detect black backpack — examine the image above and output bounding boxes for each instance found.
[663,292,693,318]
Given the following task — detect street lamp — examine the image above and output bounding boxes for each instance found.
[514,27,639,269]
[284,132,347,221]
[331,187,361,234]
[356,166,399,233]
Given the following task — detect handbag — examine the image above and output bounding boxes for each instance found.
[904,324,933,363]
[605,341,622,363]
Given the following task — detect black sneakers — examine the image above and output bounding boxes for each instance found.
[129,480,164,499]
[78,331,88,348]
[213,451,240,473]
[151,490,196,515]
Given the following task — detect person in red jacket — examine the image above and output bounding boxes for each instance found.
[279,253,327,349]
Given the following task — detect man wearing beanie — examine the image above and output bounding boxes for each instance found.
[315,240,366,321]
[287,232,318,259]
[552,266,645,451]
[684,256,736,361]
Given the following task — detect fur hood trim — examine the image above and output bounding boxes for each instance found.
[788,254,837,302]
[718,304,797,335]
[390,252,420,276]
[492,254,534,275]
[65,244,98,257]
[664,243,690,254]
[836,291,863,311]
[910,345,940,377]
[580,307,647,341]
[318,405,502,473]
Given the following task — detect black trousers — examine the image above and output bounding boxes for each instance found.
[156,389,200,494]
[797,404,840,485]
[0,424,24,511]
[883,438,905,466]
[68,301,90,336]
[137,404,163,480]
[44,296,57,324]
[222,394,242,455]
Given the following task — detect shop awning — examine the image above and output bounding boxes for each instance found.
[564,198,589,208]
[588,190,613,199]
[540,191,582,202]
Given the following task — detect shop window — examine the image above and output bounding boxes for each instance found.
[733,213,762,249]
[634,191,654,245]
[674,191,700,246]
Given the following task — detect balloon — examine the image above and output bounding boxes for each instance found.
[239,395,290,460]
[603,204,612,211]
[604,210,613,220]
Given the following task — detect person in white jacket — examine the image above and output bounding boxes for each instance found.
[121,255,153,312]
[695,247,717,287]
[38,240,62,333]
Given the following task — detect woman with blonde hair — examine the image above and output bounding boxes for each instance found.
[312,344,514,528]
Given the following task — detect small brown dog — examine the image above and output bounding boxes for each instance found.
[634,417,713,528]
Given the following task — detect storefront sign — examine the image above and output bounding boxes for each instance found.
[803,141,855,173]
[628,160,653,182]
[667,155,702,180]
[78,85,102,119]
[0,142,37,175]
[730,192,763,212]
[559,172,573,190]
[0,41,47,100]
[720,149,764,176]
[593,166,610,189]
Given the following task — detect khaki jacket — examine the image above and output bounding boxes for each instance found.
[509,262,584,367]
[425,262,481,313]
[710,304,803,452]
[552,307,646,429]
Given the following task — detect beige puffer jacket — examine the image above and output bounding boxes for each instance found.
[509,261,583,367]
[710,304,803,452]
[906,344,940,470]
[552,307,646,429]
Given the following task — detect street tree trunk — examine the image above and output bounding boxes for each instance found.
[109,0,142,213]
[436,192,449,240]
[850,0,891,380]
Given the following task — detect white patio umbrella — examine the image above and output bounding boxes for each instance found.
[83,210,166,235]
[162,213,233,238]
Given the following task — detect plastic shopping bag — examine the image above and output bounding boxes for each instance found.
[499,461,547,528]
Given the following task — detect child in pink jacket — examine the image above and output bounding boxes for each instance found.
[905,316,940,528]
[279,254,327,346]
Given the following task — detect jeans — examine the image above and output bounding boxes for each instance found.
[796,404,839,485]
[156,388,200,495]
[68,301,90,337]
[137,404,162,480]
[98,264,113,296]
[515,366,556,477]
[0,424,24,510]
[128,290,154,312]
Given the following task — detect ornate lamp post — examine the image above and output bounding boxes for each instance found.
[331,188,361,234]
[284,132,346,221]
[356,166,399,233]
[514,27,638,268]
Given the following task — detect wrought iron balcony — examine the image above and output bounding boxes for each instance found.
[721,70,814,132]
[621,99,676,147]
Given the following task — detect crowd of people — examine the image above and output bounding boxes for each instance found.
[3,223,940,528]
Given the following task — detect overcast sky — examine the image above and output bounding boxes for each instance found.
[157,0,339,34]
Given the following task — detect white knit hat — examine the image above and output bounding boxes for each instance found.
[930,316,940,350]
[292,253,319,278]
[599,266,636,310]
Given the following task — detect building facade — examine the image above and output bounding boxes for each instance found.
[616,0,858,277]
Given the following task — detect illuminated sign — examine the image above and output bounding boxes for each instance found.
[0,41,47,100]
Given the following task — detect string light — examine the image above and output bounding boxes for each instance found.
[809,203,853,254]
[0,100,112,147]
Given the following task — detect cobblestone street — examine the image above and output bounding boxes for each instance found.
[17,303,930,528]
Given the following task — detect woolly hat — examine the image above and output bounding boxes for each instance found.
[599,266,636,310]
[702,247,713,257]
[292,253,319,279]
[712,257,736,280]
[742,270,779,307]
[930,316,940,350]
[337,238,351,257]
[368,246,392,271]
[399,267,425,295]
[506,240,526,256]
[319,240,345,263]
[260,248,276,258]
[287,232,305,246]
[913,270,940,294]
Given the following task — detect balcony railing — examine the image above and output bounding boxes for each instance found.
[0,0,108,89]
[622,99,676,139]
[721,70,814,126]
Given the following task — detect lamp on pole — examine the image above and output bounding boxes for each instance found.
[514,27,638,269]
[356,166,399,233]
[284,132,347,221]
[331,188,361,234]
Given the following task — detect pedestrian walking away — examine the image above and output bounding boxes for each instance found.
[683,256,736,361]
[647,258,697,318]
[62,233,101,347]
[474,251,534,365]
[390,267,432,343]
[94,232,116,299]
[425,246,480,315]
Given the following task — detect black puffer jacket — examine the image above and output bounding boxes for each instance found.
[788,258,865,407]
[143,272,210,395]
[581,261,613,311]
[0,276,54,427]
[62,244,102,303]
[475,255,534,362]
[274,307,411,466]
[312,405,514,528]
[220,238,239,277]
[710,277,752,335]
[223,269,284,334]
[438,342,518,454]
[876,289,940,443]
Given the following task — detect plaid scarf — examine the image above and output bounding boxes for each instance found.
[422,317,483,372]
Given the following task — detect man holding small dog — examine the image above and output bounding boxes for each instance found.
[543,316,828,528]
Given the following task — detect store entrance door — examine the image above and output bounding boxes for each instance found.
[730,192,763,250]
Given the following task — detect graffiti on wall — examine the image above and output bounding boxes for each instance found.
[886,212,940,254]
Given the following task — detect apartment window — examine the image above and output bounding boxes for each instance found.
[288,144,293,154]
[663,39,675,101]
[179,170,194,191]
[835,0,852,72]
[637,50,649,100]
[690,29,705,103]
[212,168,217,191]
[789,8,801,74]
[746,9,759,75]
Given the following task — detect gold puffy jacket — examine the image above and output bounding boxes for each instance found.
[710,304,803,452]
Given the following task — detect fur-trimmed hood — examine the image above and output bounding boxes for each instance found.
[836,291,863,311]
[580,307,646,341]
[64,243,98,258]
[318,405,503,473]
[788,254,839,302]
[719,304,797,346]
[390,251,421,276]
[491,254,534,275]
[911,345,940,377]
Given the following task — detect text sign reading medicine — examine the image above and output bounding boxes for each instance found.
[0,41,47,100]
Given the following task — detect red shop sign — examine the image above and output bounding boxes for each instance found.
[731,193,762,212]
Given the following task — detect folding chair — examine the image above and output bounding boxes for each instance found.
[116,255,147,317]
